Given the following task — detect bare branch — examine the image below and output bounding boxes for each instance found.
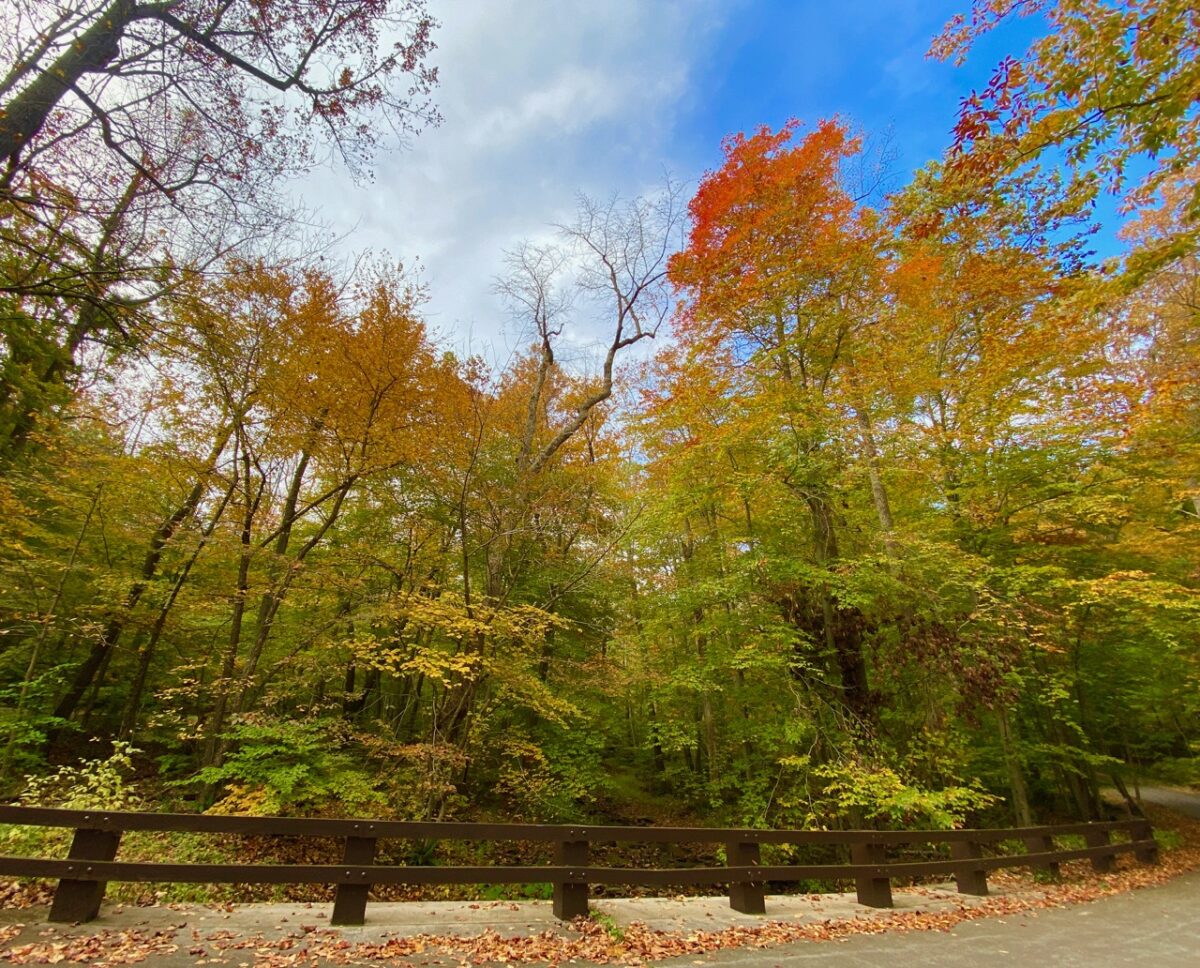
[522,177,686,474]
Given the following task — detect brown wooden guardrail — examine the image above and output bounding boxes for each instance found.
[0,806,1157,925]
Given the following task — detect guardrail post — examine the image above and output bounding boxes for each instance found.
[49,827,121,923]
[331,836,377,926]
[1131,820,1158,865]
[951,839,988,896]
[851,841,892,908]
[553,839,589,920]
[1022,834,1061,877]
[727,840,765,914]
[1083,826,1115,872]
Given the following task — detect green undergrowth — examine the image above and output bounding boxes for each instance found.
[4,745,1194,909]
[1153,828,1185,851]
[1143,757,1200,790]
[478,882,553,901]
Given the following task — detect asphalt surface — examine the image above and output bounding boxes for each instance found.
[1132,784,1200,819]
[3,871,1196,967]
[0,886,995,959]
[693,784,1200,967]
[660,869,1200,967]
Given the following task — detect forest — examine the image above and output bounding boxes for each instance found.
[0,0,1196,853]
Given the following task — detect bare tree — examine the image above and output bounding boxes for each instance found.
[0,0,439,458]
[501,178,687,475]
[495,242,573,470]
[0,1,439,189]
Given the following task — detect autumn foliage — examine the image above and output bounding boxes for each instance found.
[0,0,1196,905]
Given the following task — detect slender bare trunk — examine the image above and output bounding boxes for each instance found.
[53,422,235,726]
[997,705,1033,826]
[234,459,353,717]
[2,486,100,775]
[805,493,871,720]
[855,406,898,559]
[119,472,237,741]
[203,445,259,769]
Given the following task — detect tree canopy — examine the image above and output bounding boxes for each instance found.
[0,0,1196,849]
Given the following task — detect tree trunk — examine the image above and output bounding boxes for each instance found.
[233,459,352,718]
[0,0,134,164]
[203,447,259,770]
[997,705,1033,827]
[2,487,100,775]
[854,405,898,559]
[805,493,871,720]
[119,473,236,742]
[52,422,235,728]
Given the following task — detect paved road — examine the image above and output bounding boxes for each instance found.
[674,784,1200,968]
[1135,784,1200,819]
[5,870,1196,966]
[660,869,1200,967]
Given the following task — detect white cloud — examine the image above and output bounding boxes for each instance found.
[467,67,618,148]
[292,0,727,363]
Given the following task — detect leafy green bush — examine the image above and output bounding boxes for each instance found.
[0,675,65,778]
[590,911,625,941]
[492,727,608,822]
[770,756,997,830]
[189,718,384,816]
[1,742,143,858]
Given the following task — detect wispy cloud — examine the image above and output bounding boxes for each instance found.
[295,0,726,360]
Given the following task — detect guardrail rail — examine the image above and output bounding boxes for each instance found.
[0,806,1157,925]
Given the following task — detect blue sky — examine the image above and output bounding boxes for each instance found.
[299,1,1056,356]
[682,1,1045,179]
